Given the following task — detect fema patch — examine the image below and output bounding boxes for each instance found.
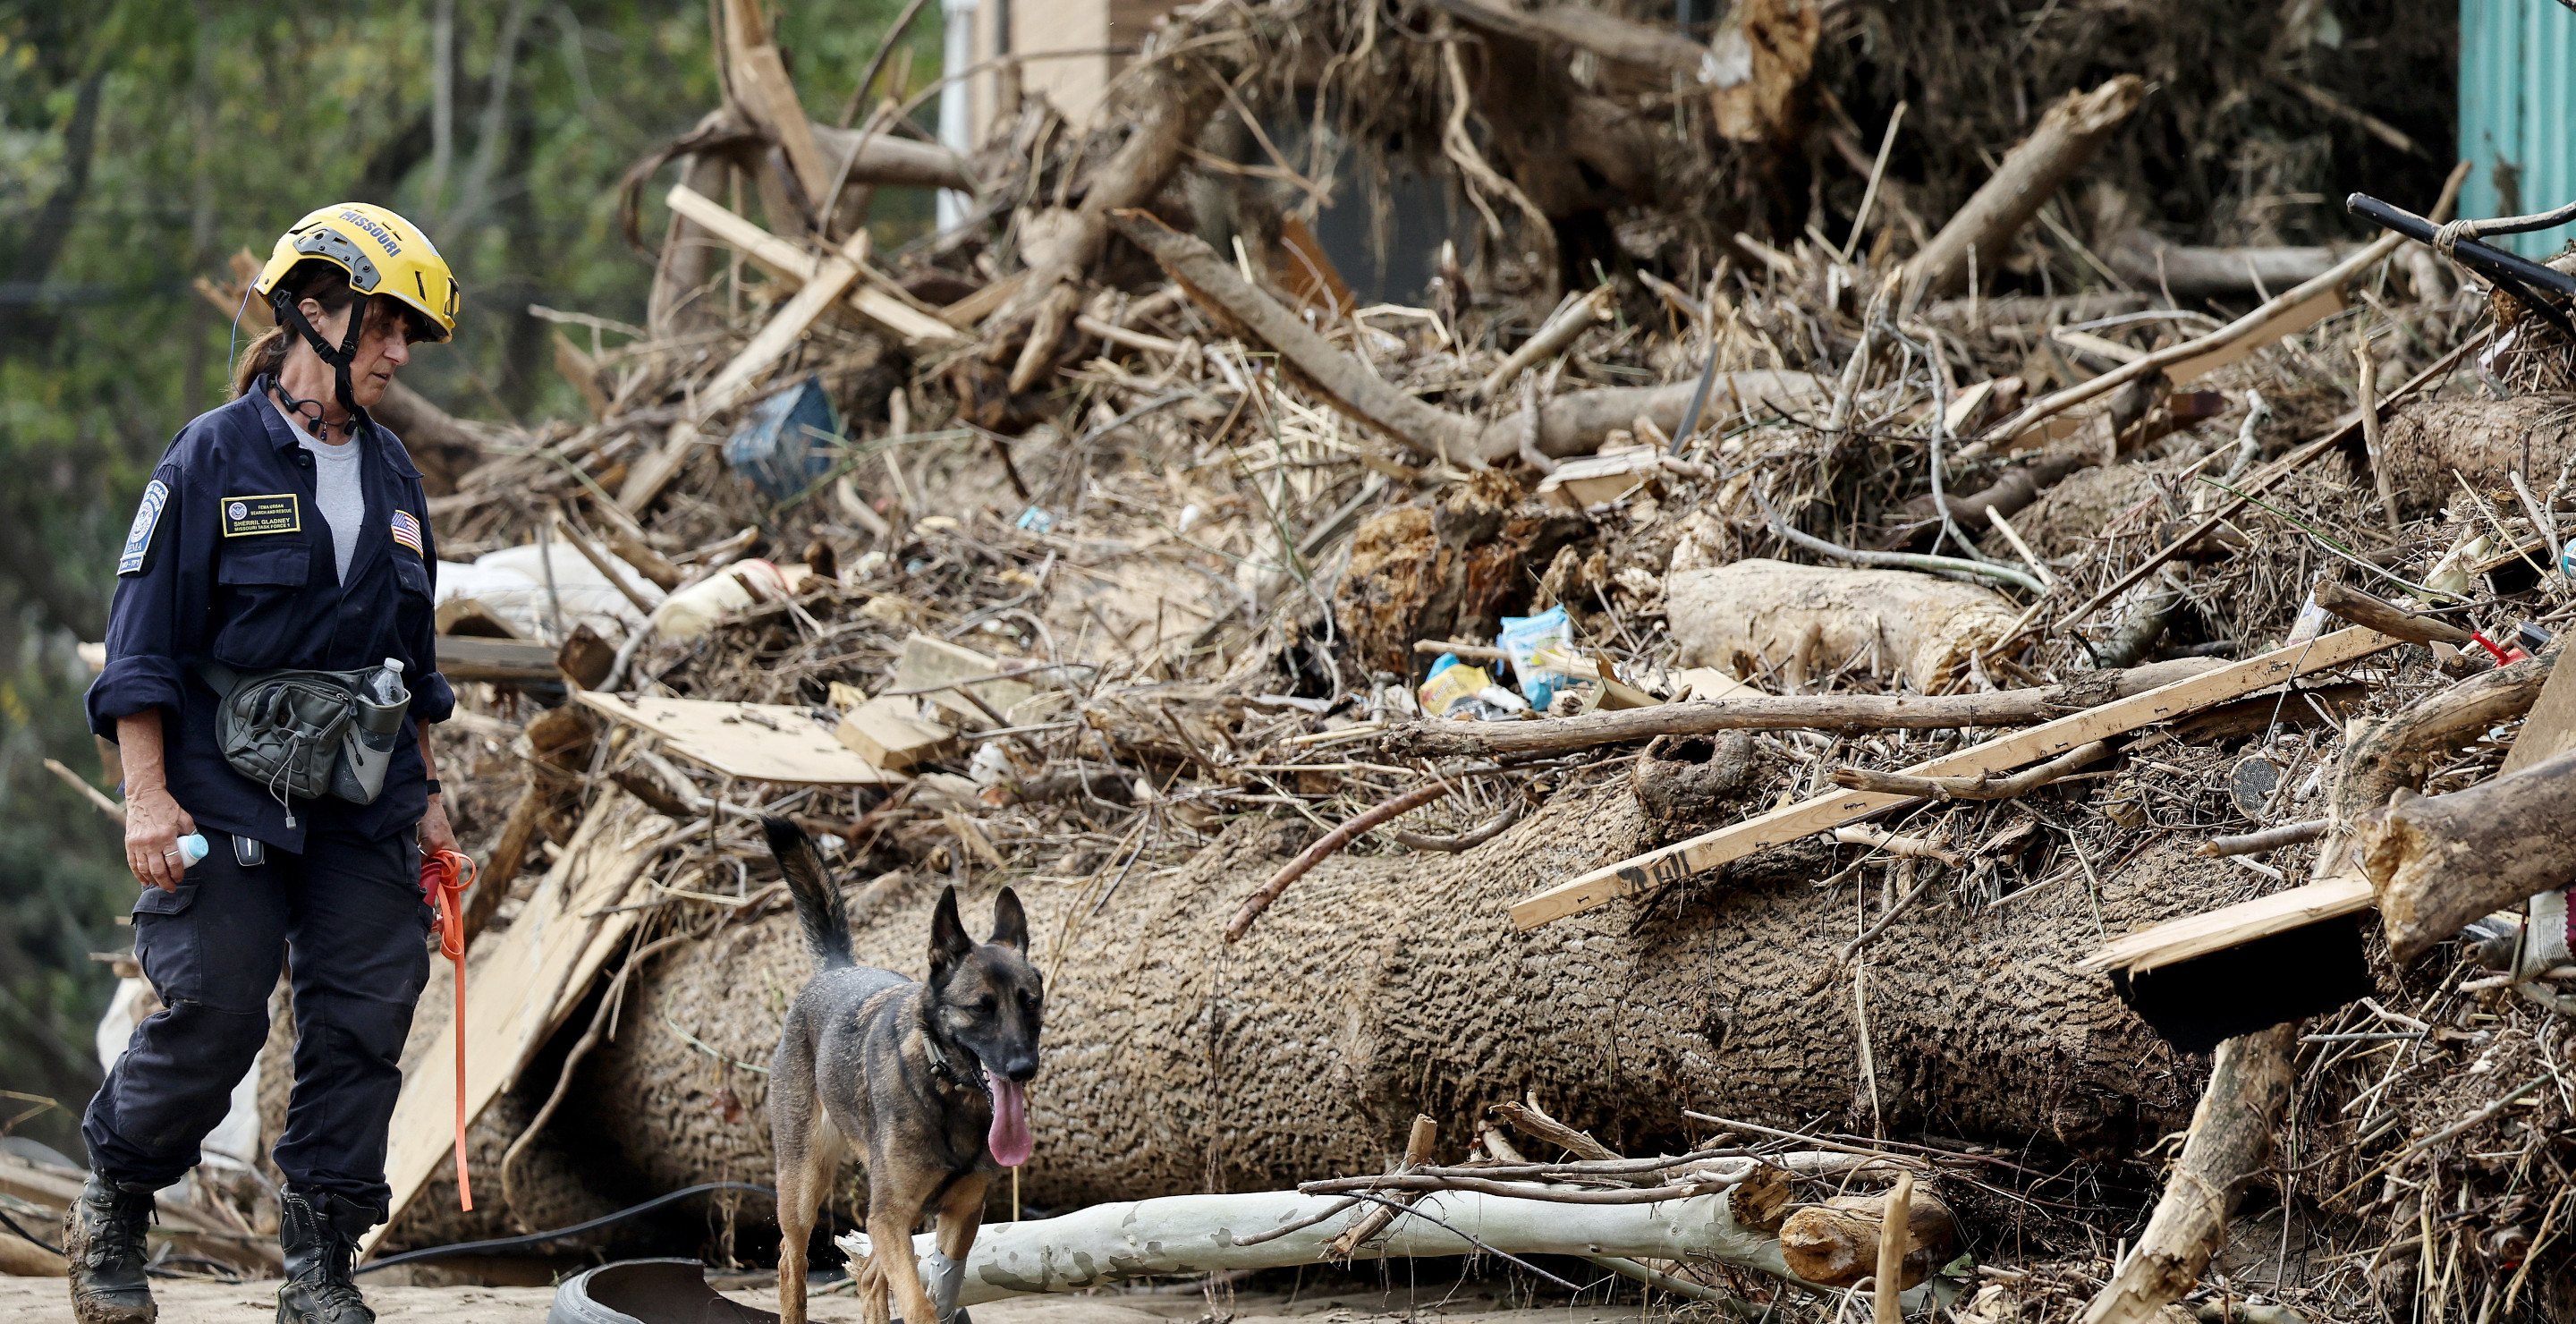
[117,480,169,576]
[390,509,423,556]
[219,494,300,537]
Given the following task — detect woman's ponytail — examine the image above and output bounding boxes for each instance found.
[230,260,357,399]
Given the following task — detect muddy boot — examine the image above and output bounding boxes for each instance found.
[275,1190,374,1324]
[62,1174,157,1324]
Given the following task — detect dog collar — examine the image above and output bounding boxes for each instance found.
[921,1032,986,1094]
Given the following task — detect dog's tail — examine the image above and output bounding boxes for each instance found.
[763,816,853,969]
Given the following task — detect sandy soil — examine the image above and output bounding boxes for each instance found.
[0,1278,1650,1324]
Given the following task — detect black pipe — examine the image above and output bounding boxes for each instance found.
[2346,193,2576,299]
[356,1182,777,1273]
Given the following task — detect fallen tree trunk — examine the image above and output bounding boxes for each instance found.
[2319,650,2556,878]
[1111,208,1815,465]
[846,1185,1808,1303]
[1381,657,2225,758]
[553,781,2234,1238]
[2078,1023,2298,1324]
[2360,745,2576,963]
[1902,78,2148,309]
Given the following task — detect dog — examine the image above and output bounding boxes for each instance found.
[762,818,1044,1324]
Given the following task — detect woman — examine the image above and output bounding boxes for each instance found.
[71,203,462,1324]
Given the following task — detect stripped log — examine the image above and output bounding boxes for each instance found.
[840,1186,1813,1303]
[2078,1023,2298,1324]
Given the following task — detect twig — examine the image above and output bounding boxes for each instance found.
[1391,797,1526,852]
[1840,101,1908,264]
[2394,1075,2550,1162]
[1831,824,1965,867]
[1326,1192,1583,1292]
[1755,483,2046,595]
[1836,870,1938,969]
[1874,1170,1913,1324]
[1225,781,1453,942]
[1830,740,2109,802]
[2195,819,2326,858]
[44,758,123,822]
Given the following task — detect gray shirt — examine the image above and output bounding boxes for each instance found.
[272,396,367,583]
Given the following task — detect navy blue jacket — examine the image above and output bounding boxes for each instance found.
[86,380,454,850]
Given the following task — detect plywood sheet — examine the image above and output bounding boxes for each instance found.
[368,789,672,1252]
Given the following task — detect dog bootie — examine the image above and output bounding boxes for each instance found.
[275,1189,375,1324]
[64,1175,157,1324]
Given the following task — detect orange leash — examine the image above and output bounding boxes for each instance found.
[419,849,478,1211]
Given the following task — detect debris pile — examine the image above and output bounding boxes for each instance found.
[43,0,2576,1319]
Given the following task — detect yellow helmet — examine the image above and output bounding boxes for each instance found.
[254,202,459,343]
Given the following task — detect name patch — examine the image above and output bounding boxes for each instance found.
[390,509,423,556]
[117,480,169,576]
[220,494,301,538]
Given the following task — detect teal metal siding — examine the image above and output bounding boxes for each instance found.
[2461,0,2576,255]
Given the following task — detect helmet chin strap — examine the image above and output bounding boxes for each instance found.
[270,290,367,438]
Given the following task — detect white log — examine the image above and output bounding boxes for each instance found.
[840,1187,1805,1303]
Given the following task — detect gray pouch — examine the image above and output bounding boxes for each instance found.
[200,662,369,822]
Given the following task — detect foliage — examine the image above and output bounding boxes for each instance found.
[0,0,938,1162]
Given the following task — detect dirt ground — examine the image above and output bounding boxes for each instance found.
[0,1277,1650,1324]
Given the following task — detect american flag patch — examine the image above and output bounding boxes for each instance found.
[390,509,424,556]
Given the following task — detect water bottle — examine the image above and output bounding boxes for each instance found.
[330,658,411,804]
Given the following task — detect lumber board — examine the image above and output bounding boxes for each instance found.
[895,632,1038,726]
[576,691,908,785]
[836,694,958,770]
[2163,287,2345,385]
[1510,626,2399,929]
[367,789,671,1253]
[2077,874,2376,976]
[2501,651,2576,776]
[695,225,872,414]
[665,185,960,344]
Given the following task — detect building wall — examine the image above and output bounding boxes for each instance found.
[2460,0,2576,254]
[964,0,1176,143]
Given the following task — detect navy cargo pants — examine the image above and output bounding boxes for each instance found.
[83,805,429,1221]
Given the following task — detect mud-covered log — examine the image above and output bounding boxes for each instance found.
[555,782,2237,1234]
[1666,561,2023,692]
[2361,746,2576,963]
[2375,395,2576,516]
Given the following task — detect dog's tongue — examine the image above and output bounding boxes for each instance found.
[986,1076,1032,1167]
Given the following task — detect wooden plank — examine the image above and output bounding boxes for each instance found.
[2166,286,2344,384]
[896,632,1038,726]
[836,694,959,771]
[368,789,670,1253]
[436,635,562,683]
[695,226,874,415]
[665,185,962,344]
[2077,874,2376,976]
[576,692,908,785]
[1509,626,2400,929]
[722,0,835,207]
[2503,651,2576,776]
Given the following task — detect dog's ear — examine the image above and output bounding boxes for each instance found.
[989,887,1029,953]
[929,885,973,984]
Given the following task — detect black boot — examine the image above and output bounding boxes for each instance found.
[275,1189,374,1324]
[62,1174,157,1324]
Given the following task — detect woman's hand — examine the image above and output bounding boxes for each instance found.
[124,785,198,893]
[419,792,459,860]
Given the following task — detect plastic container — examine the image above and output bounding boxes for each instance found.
[654,560,791,641]
[724,375,841,502]
[176,834,208,865]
